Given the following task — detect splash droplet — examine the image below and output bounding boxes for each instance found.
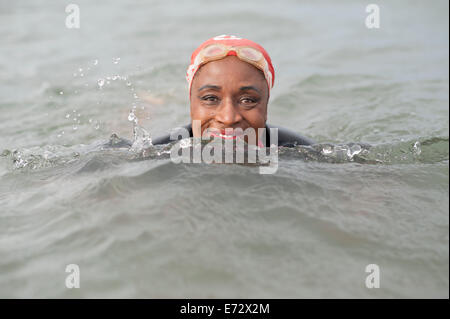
[97,78,105,88]
[347,144,362,160]
[128,110,137,123]
[322,145,333,155]
[413,141,421,155]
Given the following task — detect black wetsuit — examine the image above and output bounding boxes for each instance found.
[151,123,314,147]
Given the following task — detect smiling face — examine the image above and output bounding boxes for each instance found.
[189,55,269,144]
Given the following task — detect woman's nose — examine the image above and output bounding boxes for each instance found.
[215,97,242,127]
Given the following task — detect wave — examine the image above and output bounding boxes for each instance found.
[1,134,448,173]
[283,136,449,164]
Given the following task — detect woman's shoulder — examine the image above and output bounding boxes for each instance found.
[151,123,193,145]
[151,123,314,147]
[265,123,315,147]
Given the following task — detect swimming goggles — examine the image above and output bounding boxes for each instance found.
[187,43,273,93]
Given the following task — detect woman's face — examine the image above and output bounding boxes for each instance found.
[189,55,269,144]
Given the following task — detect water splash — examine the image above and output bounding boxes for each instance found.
[3,146,82,170]
[286,137,448,164]
[128,108,152,155]
[412,141,421,156]
[314,143,365,162]
[2,136,447,172]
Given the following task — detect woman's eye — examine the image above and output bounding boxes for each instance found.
[201,95,219,102]
[240,97,259,107]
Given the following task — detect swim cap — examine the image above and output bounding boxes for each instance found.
[186,34,275,97]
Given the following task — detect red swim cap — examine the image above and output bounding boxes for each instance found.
[186,35,275,97]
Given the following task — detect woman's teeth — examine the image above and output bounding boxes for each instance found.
[208,128,244,139]
[214,133,236,139]
[220,134,235,139]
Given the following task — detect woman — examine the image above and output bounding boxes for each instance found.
[153,34,314,147]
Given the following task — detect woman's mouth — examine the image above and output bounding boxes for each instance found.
[208,128,244,140]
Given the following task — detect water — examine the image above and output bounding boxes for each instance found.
[0,0,448,298]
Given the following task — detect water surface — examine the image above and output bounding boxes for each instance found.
[0,0,448,298]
